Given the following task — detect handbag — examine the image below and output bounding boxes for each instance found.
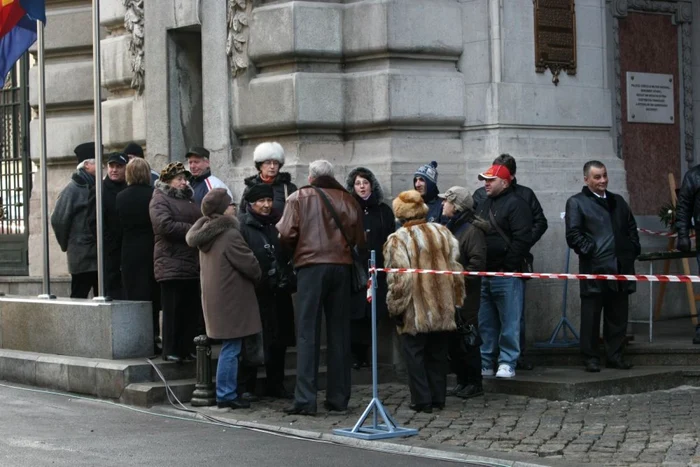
[488,209,533,273]
[455,307,482,349]
[311,186,368,293]
[241,332,265,367]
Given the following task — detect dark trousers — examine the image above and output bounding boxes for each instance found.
[350,317,370,364]
[238,344,287,395]
[105,270,124,300]
[70,272,98,299]
[294,264,351,411]
[160,280,202,359]
[448,332,482,387]
[580,291,629,362]
[400,331,449,406]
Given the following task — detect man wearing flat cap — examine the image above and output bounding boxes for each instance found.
[123,142,159,185]
[474,163,532,379]
[88,152,129,298]
[51,142,99,298]
[186,146,232,206]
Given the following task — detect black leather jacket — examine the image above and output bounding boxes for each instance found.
[565,187,640,296]
[675,165,700,239]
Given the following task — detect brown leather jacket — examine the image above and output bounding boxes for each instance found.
[277,176,365,267]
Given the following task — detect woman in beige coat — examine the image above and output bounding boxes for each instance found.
[186,188,262,410]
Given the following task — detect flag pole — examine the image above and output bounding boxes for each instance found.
[91,0,106,301]
[36,20,54,300]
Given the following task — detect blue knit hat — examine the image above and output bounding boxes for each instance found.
[414,161,438,185]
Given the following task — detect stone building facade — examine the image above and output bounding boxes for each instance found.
[9,0,700,342]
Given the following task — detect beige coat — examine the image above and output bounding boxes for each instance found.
[383,219,465,336]
[186,214,262,340]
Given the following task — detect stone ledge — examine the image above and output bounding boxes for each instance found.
[0,297,153,359]
[102,97,146,147]
[28,60,94,108]
[101,35,132,89]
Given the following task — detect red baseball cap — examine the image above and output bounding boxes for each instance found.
[478,164,512,181]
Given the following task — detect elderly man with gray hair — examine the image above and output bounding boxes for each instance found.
[277,160,365,415]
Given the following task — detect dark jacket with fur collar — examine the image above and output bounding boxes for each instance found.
[240,172,298,217]
[186,215,262,339]
[149,180,202,282]
[277,175,365,268]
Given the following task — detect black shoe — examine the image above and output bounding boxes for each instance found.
[455,384,484,399]
[240,392,260,403]
[323,401,348,414]
[447,384,466,397]
[516,358,534,371]
[693,328,700,344]
[217,399,251,409]
[283,404,316,416]
[352,362,362,370]
[182,354,195,363]
[163,355,182,364]
[265,386,294,400]
[605,358,633,370]
[409,403,432,414]
[584,360,601,372]
[431,402,445,410]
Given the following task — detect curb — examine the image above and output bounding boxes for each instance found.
[154,405,576,467]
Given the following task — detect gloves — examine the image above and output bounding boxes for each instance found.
[678,236,691,252]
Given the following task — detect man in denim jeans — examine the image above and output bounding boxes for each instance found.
[474,164,533,378]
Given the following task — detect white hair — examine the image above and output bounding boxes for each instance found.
[308,160,334,179]
[77,158,95,170]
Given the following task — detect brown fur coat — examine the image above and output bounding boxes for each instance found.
[383,219,465,335]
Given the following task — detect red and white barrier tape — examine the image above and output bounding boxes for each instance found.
[369,267,700,283]
[637,228,695,238]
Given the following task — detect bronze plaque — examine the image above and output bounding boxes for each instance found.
[534,0,577,85]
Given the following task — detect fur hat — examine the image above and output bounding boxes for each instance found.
[253,142,285,166]
[414,161,438,185]
[123,142,144,158]
[201,188,232,217]
[245,184,274,203]
[392,190,429,221]
[74,142,96,163]
[159,162,191,182]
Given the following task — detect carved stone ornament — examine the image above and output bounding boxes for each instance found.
[611,0,694,161]
[123,0,144,94]
[227,0,251,78]
[534,0,577,86]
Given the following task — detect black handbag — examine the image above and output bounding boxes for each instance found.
[241,332,265,367]
[311,186,368,293]
[488,209,533,273]
[455,308,482,349]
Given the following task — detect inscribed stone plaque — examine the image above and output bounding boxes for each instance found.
[626,72,674,124]
[534,0,576,85]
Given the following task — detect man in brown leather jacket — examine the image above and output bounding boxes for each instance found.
[277,160,364,415]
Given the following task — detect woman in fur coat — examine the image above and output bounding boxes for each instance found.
[345,167,395,369]
[383,190,465,413]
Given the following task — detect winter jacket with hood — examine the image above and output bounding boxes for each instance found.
[345,167,396,320]
[383,219,465,335]
[50,169,97,275]
[240,172,298,217]
[149,180,202,282]
[565,186,640,296]
[186,214,262,340]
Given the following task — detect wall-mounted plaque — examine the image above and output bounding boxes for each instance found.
[626,72,674,124]
[534,0,577,85]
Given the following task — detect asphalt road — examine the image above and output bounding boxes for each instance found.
[0,383,478,467]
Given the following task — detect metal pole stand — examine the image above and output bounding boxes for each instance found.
[191,335,216,406]
[333,250,418,440]
[534,247,580,348]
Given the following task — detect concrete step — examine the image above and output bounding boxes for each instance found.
[527,341,700,367]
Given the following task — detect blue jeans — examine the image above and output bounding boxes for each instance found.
[478,277,524,370]
[216,338,242,402]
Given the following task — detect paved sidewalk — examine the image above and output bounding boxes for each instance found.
[181,382,700,466]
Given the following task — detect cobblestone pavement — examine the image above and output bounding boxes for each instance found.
[198,382,700,466]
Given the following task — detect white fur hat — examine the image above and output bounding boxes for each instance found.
[253,142,285,166]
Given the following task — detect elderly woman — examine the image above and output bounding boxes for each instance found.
[345,167,395,369]
[149,162,203,363]
[187,188,262,410]
[239,142,297,216]
[115,158,161,353]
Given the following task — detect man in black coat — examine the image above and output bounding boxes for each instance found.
[675,164,700,343]
[89,152,128,299]
[473,154,548,370]
[565,160,640,372]
[475,164,533,379]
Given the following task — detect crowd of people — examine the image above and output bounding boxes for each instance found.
[51,141,643,414]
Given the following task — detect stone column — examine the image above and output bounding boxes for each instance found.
[27,1,97,278]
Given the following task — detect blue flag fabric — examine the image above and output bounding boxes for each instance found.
[19,0,46,23]
[0,14,36,79]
